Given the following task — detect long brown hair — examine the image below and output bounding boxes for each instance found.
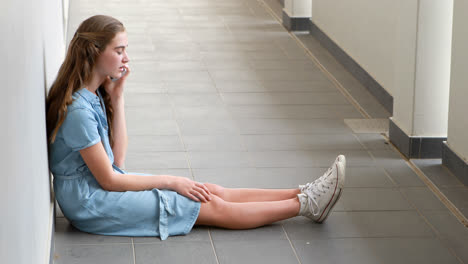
[46,15,125,147]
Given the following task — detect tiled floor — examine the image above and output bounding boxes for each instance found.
[54,0,468,263]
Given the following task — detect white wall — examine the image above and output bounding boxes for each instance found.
[284,0,312,18]
[311,0,397,97]
[393,0,453,137]
[391,0,418,134]
[312,0,453,138]
[447,0,468,160]
[0,0,65,263]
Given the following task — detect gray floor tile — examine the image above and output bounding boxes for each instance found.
[354,133,393,150]
[413,159,465,187]
[126,152,189,170]
[214,240,299,264]
[178,119,240,135]
[242,134,363,151]
[165,81,218,93]
[134,242,217,264]
[371,150,426,187]
[400,187,449,211]
[209,69,260,81]
[236,118,353,134]
[221,91,348,105]
[55,218,132,245]
[292,238,381,264]
[201,51,247,60]
[127,119,180,136]
[423,210,468,263]
[169,93,224,107]
[54,243,133,264]
[229,104,362,119]
[345,167,395,188]
[293,238,459,264]
[215,80,266,92]
[157,61,206,71]
[383,163,426,187]
[246,50,290,60]
[204,58,253,70]
[174,106,232,119]
[261,80,335,92]
[282,211,434,239]
[193,167,258,187]
[160,70,211,81]
[188,151,253,168]
[193,167,323,188]
[127,135,184,153]
[210,223,287,241]
[125,82,166,93]
[248,150,373,168]
[334,187,412,211]
[125,105,174,120]
[183,135,245,151]
[439,187,468,214]
[154,50,203,61]
[371,238,460,264]
[125,93,171,107]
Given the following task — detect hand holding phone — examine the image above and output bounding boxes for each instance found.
[110,67,128,82]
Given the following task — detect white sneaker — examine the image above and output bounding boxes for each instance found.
[299,155,346,191]
[298,155,346,223]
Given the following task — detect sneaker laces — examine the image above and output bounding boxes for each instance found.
[301,168,336,216]
[299,165,334,192]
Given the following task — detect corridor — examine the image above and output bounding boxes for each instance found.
[53,0,468,263]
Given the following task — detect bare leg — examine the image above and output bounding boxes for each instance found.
[204,183,300,203]
[195,195,300,229]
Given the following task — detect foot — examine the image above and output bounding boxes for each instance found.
[297,155,346,223]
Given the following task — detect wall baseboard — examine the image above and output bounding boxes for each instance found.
[308,19,393,114]
[282,10,310,31]
[389,118,446,159]
[442,141,468,186]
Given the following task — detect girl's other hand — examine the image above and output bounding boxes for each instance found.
[103,64,130,101]
[172,177,212,202]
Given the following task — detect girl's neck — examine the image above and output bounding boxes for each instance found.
[85,71,106,95]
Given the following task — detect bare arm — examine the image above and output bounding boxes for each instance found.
[110,96,127,167]
[103,65,130,168]
[79,142,211,202]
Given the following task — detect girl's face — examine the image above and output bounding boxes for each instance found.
[95,31,130,80]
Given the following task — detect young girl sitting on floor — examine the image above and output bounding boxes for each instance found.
[46,15,346,240]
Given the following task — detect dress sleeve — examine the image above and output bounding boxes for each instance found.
[61,108,101,151]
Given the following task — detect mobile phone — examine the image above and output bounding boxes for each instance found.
[110,67,127,82]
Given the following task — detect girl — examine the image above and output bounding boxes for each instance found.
[46,15,346,240]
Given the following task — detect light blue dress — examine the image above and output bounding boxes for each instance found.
[49,88,200,240]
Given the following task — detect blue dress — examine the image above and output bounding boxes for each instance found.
[49,88,200,240]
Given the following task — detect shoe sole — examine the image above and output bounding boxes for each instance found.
[316,161,345,223]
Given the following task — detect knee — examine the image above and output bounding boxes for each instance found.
[204,183,225,198]
[197,195,230,226]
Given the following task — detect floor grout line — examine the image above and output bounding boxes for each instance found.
[208,228,221,264]
[281,224,303,264]
[131,238,137,264]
